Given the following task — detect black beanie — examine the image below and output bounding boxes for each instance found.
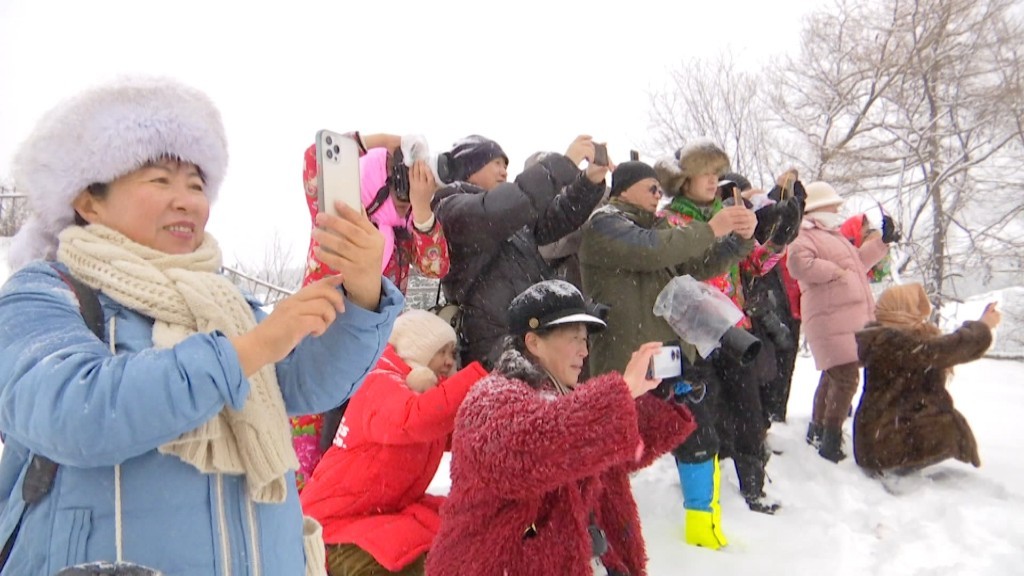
[610,161,659,196]
[450,135,509,182]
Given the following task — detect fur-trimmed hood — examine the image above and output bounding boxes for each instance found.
[9,76,229,271]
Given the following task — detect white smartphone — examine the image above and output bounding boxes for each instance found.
[647,345,683,380]
[315,129,362,218]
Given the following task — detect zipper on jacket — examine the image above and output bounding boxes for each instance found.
[245,496,261,576]
[216,474,232,576]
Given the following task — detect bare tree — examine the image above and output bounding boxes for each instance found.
[767,0,1024,306]
[648,0,1024,307]
[647,52,785,186]
[224,230,303,305]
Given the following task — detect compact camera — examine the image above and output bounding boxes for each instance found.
[647,345,683,380]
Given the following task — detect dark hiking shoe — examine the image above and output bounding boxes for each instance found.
[818,427,847,463]
[744,491,781,515]
[806,422,823,448]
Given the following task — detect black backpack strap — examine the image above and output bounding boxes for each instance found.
[52,266,105,340]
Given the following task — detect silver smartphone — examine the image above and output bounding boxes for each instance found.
[315,130,362,218]
[648,345,683,379]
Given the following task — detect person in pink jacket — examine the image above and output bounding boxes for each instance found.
[300,309,487,576]
[786,181,892,462]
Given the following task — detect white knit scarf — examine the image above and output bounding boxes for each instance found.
[57,224,298,503]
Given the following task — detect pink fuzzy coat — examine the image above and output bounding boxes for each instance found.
[787,219,888,370]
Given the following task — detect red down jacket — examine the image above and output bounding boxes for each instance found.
[300,345,487,571]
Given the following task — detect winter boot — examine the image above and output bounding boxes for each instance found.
[676,456,728,549]
[735,454,781,515]
[818,427,847,463]
[806,422,823,448]
[684,509,728,550]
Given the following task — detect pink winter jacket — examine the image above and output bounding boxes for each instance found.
[787,218,888,370]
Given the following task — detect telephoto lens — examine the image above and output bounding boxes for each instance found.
[719,327,761,366]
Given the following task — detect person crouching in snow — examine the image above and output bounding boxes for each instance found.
[300,309,487,576]
[853,283,1001,475]
[426,280,697,576]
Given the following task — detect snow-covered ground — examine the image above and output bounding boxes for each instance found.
[2,238,1023,574]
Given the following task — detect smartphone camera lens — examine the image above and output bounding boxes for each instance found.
[325,136,334,146]
[333,144,340,155]
[326,149,334,159]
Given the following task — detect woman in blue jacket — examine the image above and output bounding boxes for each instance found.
[0,77,402,576]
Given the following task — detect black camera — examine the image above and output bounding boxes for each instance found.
[387,149,411,203]
[436,152,456,184]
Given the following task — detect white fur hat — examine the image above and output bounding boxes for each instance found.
[389,309,458,388]
[803,181,844,212]
[8,76,229,271]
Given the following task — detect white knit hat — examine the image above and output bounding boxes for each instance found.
[8,76,229,271]
[803,181,844,212]
[388,309,458,388]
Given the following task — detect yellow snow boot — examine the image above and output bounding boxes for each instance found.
[684,509,728,549]
[682,455,728,549]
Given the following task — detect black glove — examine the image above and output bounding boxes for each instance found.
[766,197,803,246]
[759,310,794,352]
[881,214,902,244]
[792,180,807,206]
[650,378,676,401]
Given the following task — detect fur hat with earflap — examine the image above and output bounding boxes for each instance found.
[654,140,730,197]
[389,309,458,390]
[8,75,229,272]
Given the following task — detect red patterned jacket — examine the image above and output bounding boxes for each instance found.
[426,372,696,576]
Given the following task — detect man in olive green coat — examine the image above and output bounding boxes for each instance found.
[579,160,758,551]
[580,161,756,376]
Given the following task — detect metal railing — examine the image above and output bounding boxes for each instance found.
[221,265,295,306]
[0,191,27,236]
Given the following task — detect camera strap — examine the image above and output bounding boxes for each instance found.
[365,185,391,218]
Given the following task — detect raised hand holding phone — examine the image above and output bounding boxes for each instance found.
[980,302,1001,329]
[622,342,667,399]
[315,130,362,218]
[312,202,385,311]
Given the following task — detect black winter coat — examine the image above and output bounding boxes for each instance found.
[432,154,606,366]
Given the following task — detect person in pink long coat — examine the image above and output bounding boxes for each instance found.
[786,181,890,462]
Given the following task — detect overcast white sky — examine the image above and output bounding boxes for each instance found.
[0,0,830,266]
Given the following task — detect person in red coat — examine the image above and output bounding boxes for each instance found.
[301,309,488,576]
[427,280,697,576]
